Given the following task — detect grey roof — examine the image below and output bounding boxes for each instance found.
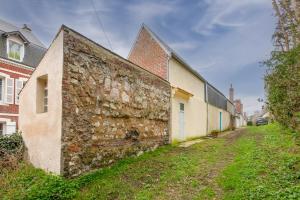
[0,18,47,67]
[0,18,45,48]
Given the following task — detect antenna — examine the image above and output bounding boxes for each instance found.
[90,0,113,51]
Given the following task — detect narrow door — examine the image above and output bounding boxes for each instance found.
[179,103,185,140]
[219,112,222,131]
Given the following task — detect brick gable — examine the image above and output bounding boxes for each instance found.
[128,27,169,80]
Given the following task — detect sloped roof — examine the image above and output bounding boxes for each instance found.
[0,18,46,48]
[138,24,233,105]
[141,24,206,82]
[3,31,29,44]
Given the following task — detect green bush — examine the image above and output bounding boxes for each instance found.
[264,45,300,133]
[247,121,253,126]
[0,132,23,154]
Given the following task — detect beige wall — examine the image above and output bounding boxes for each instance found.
[169,58,207,141]
[235,114,247,128]
[207,104,231,133]
[19,31,64,175]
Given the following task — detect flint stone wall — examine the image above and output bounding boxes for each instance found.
[61,29,171,177]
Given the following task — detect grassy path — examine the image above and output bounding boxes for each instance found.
[1,124,300,199]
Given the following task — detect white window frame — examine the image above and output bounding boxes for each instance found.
[15,78,28,105]
[0,122,4,136]
[6,37,25,62]
[5,77,14,104]
[0,76,5,103]
[0,118,16,135]
[0,72,11,105]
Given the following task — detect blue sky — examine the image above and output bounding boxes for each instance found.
[0,0,275,115]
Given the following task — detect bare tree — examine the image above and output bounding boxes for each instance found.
[272,0,300,51]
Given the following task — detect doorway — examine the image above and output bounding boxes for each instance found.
[219,112,222,131]
[179,103,185,140]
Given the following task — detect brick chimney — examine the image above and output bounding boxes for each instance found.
[229,84,234,102]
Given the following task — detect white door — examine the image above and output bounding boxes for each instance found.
[179,103,185,140]
[6,121,16,135]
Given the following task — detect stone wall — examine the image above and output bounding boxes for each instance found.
[61,28,171,177]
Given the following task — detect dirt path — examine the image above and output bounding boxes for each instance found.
[156,128,248,200]
[196,128,247,199]
[75,128,252,200]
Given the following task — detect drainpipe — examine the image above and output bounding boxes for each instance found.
[205,83,209,135]
[167,56,172,144]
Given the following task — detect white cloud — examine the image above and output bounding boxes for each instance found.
[194,0,271,35]
[127,1,177,22]
[0,0,275,113]
[169,41,198,51]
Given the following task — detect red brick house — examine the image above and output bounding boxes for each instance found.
[0,19,46,135]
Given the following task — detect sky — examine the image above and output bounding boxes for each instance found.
[0,0,276,115]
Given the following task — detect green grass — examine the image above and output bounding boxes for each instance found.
[219,124,300,200]
[1,124,299,199]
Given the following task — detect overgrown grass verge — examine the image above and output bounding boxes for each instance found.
[218,123,300,200]
[1,124,299,199]
[0,139,226,200]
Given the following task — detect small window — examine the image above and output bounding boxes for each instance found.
[44,86,48,112]
[36,75,48,113]
[180,103,184,111]
[8,40,23,61]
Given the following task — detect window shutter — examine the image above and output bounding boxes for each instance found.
[6,121,16,135]
[15,79,23,105]
[6,78,14,104]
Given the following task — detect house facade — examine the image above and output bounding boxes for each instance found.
[129,25,207,141]
[0,19,46,135]
[19,26,170,177]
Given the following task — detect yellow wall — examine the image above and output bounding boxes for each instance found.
[207,104,231,133]
[19,31,64,175]
[169,58,207,141]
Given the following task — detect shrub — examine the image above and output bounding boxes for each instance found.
[264,45,300,133]
[0,132,23,154]
[210,130,220,138]
[247,121,253,126]
[0,133,24,172]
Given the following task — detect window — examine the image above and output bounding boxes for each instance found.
[15,79,28,105]
[44,85,48,112]
[7,39,24,62]
[0,75,14,104]
[36,75,48,113]
[0,78,3,102]
[0,123,3,136]
[180,103,184,112]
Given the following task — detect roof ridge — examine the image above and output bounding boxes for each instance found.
[0,18,19,30]
[0,18,46,48]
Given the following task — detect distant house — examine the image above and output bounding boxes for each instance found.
[0,19,46,135]
[129,24,233,141]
